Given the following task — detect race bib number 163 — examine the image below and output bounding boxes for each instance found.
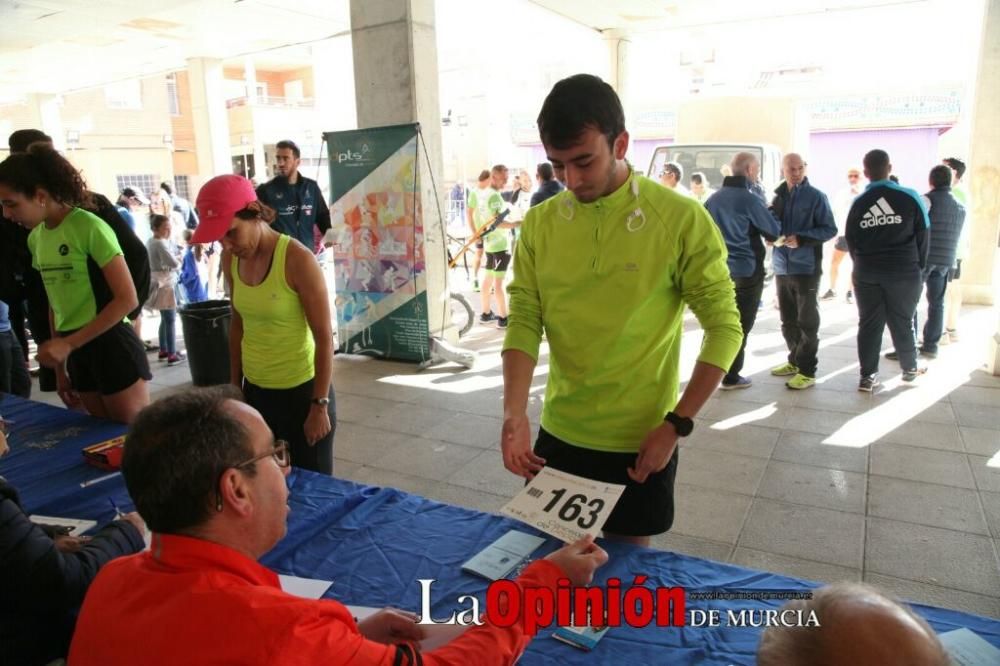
[500,467,626,543]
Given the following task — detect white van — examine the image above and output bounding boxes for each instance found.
[647,143,783,195]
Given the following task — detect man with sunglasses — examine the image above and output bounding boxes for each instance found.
[70,388,608,665]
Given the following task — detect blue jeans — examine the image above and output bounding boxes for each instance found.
[158,309,176,355]
[918,265,951,353]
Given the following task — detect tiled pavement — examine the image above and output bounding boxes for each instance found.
[28,289,1000,618]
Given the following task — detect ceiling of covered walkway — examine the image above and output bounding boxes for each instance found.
[0,0,952,103]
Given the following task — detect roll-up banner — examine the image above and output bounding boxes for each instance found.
[324,124,430,362]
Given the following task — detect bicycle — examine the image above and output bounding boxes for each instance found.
[446,232,475,338]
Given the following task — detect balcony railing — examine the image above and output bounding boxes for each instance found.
[225,95,315,109]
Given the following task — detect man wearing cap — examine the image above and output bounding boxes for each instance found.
[116,187,149,234]
[255,140,331,252]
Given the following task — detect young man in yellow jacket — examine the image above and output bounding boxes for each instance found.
[501,74,743,547]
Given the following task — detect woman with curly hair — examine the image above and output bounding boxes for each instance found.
[0,146,151,423]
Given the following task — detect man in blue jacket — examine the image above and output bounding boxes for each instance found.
[769,153,838,390]
[846,150,930,391]
[256,140,332,252]
[706,152,782,389]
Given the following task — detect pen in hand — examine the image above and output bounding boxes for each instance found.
[108,497,125,520]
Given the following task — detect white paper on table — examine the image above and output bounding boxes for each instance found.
[346,605,470,651]
[500,467,625,543]
[939,628,1000,665]
[29,515,98,535]
[278,574,333,600]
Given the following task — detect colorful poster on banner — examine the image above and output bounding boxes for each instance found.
[323,124,430,362]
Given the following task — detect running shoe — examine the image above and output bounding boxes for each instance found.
[720,376,753,390]
[858,375,880,392]
[786,373,816,390]
[770,362,799,377]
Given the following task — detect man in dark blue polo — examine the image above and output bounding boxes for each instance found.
[255,140,331,251]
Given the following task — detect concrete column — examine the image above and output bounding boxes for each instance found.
[311,37,357,132]
[349,0,454,340]
[969,0,1000,372]
[243,57,258,105]
[186,57,232,188]
[27,94,66,152]
[604,31,632,127]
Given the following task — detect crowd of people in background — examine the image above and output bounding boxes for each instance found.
[0,59,981,663]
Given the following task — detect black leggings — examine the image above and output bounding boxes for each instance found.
[243,378,336,475]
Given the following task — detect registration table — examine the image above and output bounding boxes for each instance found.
[3,395,998,664]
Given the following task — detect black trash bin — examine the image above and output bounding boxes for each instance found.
[179,299,232,387]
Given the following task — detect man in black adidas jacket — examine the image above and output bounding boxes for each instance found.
[845,150,929,391]
[918,165,965,356]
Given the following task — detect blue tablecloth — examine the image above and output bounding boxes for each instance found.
[3,395,998,664]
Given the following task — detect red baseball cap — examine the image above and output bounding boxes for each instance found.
[191,175,258,243]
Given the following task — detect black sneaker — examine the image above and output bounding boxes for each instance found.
[858,375,880,392]
[884,350,898,361]
[919,347,937,359]
[820,289,836,300]
[902,367,927,382]
[479,311,496,323]
[496,317,508,329]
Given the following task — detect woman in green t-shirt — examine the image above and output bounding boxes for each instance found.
[0,148,151,423]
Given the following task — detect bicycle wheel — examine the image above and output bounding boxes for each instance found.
[449,292,474,338]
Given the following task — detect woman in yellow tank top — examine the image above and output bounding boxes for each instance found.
[190,175,335,474]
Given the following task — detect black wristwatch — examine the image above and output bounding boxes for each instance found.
[311,397,330,407]
[664,411,694,437]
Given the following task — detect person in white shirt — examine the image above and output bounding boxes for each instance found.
[822,167,865,304]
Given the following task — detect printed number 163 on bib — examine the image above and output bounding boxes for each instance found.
[500,467,626,543]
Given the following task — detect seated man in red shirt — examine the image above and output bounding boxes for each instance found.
[69,387,608,665]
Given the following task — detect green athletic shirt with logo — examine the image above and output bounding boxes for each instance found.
[503,173,743,452]
[27,207,124,332]
[468,186,508,253]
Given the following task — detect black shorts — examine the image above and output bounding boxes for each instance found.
[834,236,849,252]
[65,321,152,395]
[485,251,511,274]
[534,428,679,537]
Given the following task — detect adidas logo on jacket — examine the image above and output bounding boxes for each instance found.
[845,179,929,277]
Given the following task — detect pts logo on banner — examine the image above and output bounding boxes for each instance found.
[336,143,372,165]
